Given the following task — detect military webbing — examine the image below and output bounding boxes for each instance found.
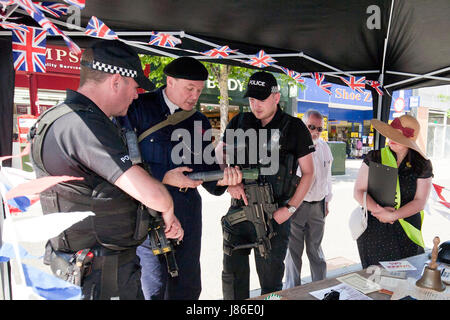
[381,147,425,248]
[137,109,196,142]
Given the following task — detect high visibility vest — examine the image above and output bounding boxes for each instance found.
[380,147,425,248]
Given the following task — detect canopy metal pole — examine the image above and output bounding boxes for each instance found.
[13,8,180,58]
[384,66,450,89]
[1,3,19,22]
[386,70,450,82]
[375,0,395,149]
[300,52,353,78]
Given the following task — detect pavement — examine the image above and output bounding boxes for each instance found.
[6,158,450,300]
[198,158,450,299]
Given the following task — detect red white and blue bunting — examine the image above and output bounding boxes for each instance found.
[0,0,385,95]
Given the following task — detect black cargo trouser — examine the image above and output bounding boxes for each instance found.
[221,207,290,300]
[81,254,144,300]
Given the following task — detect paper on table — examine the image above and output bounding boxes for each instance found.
[379,276,407,292]
[391,277,450,300]
[309,283,372,300]
[379,260,417,272]
[336,273,381,294]
[442,267,450,285]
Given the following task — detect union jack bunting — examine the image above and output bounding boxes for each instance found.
[280,66,305,84]
[63,0,84,9]
[202,45,237,58]
[33,2,69,18]
[311,72,332,95]
[12,27,46,72]
[148,32,181,48]
[15,0,80,53]
[246,50,277,68]
[0,21,30,33]
[366,80,384,96]
[85,16,118,39]
[339,76,366,94]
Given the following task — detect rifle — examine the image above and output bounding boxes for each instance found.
[222,182,278,259]
[124,128,179,277]
[146,207,179,277]
[186,168,259,182]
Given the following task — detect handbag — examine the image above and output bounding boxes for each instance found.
[349,191,368,240]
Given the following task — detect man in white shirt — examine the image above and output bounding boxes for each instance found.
[284,109,333,288]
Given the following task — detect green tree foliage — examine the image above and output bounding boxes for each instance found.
[139,54,305,132]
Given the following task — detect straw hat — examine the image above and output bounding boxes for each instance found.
[370,115,428,160]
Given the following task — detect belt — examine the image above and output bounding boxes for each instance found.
[91,247,136,270]
[304,198,325,204]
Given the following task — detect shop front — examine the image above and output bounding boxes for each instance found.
[296,77,413,159]
[198,75,292,131]
[12,45,82,169]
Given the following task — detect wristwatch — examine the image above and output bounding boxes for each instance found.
[285,203,297,214]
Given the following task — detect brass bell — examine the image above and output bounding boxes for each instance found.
[416,236,446,292]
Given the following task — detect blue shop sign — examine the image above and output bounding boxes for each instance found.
[298,77,373,107]
[297,77,412,121]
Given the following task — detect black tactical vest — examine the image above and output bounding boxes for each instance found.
[29,103,148,253]
[232,112,300,205]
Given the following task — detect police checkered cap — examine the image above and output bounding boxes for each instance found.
[91,60,138,78]
[82,39,155,91]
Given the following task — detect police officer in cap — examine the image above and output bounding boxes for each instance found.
[29,39,183,300]
[216,71,315,299]
[117,56,242,300]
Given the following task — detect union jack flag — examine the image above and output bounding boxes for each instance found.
[85,16,118,39]
[202,45,237,58]
[311,73,332,95]
[366,80,384,96]
[339,76,366,94]
[148,32,181,48]
[0,21,30,33]
[15,0,80,54]
[33,2,69,18]
[32,8,81,53]
[12,27,46,73]
[63,0,84,9]
[246,50,277,68]
[280,66,304,84]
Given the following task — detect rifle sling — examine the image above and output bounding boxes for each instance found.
[137,109,196,143]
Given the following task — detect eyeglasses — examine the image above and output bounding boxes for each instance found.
[307,124,323,132]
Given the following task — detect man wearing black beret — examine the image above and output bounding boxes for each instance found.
[30,40,182,300]
[117,56,242,300]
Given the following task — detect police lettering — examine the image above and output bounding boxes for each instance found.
[249,80,266,87]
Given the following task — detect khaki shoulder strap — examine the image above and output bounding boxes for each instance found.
[30,103,84,174]
[137,109,196,143]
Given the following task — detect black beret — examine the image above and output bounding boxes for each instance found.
[163,57,208,81]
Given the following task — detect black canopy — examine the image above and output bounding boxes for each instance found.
[2,0,450,152]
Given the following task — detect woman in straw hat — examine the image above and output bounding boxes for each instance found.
[353,115,433,268]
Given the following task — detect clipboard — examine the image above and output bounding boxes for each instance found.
[368,161,397,208]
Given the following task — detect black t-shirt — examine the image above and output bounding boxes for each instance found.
[223,107,315,165]
[41,90,133,189]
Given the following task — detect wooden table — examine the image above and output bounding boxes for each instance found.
[251,251,432,300]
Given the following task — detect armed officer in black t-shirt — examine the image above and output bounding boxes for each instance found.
[29,40,182,300]
[215,72,315,299]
